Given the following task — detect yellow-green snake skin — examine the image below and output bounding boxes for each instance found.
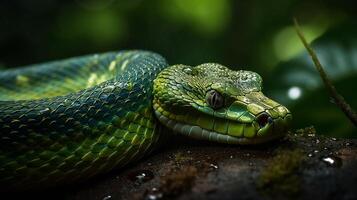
[0,50,292,191]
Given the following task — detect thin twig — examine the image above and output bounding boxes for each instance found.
[293,18,357,127]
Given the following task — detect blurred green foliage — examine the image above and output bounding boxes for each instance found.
[0,0,356,137]
[159,0,230,36]
[266,23,357,137]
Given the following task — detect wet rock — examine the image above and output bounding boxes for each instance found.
[9,127,357,200]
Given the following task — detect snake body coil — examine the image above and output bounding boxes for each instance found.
[0,51,291,191]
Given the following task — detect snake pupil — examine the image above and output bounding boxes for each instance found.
[206,90,224,109]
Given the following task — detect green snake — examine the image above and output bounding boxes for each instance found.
[0,50,291,191]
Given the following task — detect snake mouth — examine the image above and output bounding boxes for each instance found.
[155,110,289,144]
[153,102,292,145]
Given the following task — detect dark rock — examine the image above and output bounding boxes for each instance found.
[8,127,357,200]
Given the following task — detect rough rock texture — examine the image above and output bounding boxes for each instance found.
[13,127,357,199]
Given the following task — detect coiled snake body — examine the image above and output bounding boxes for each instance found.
[0,51,291,191]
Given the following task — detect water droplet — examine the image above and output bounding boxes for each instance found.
[146,193,163,200]
[229,155,234,159]
[102,195,112,200]
[187,150,191,154]
[331,137,337,141]
[145,187,163,200]
[307,153,313,157]
[345,142,351,147]
[314,150,319,153]
[320,156,342,168]
[128,170,154,184]
[209,163,218,169]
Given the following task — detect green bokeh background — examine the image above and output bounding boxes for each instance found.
[0,0,356,137]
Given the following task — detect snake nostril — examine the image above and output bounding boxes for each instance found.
[257,113,273,128]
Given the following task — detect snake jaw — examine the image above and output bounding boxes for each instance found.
[153,99,292,144]
[153,101,290,144]
[153,89,292,144]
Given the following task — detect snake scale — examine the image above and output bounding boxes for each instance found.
[0,50,291,191]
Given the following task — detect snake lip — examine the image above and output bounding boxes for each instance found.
[155,110,285,145]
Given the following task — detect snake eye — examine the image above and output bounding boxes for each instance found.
[206,90,224,109]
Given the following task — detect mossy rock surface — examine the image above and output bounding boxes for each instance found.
[10,127,357,200]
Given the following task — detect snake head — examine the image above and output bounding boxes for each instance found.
[153,63,292,144]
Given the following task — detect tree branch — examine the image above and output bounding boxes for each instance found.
[294,18,357,127]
